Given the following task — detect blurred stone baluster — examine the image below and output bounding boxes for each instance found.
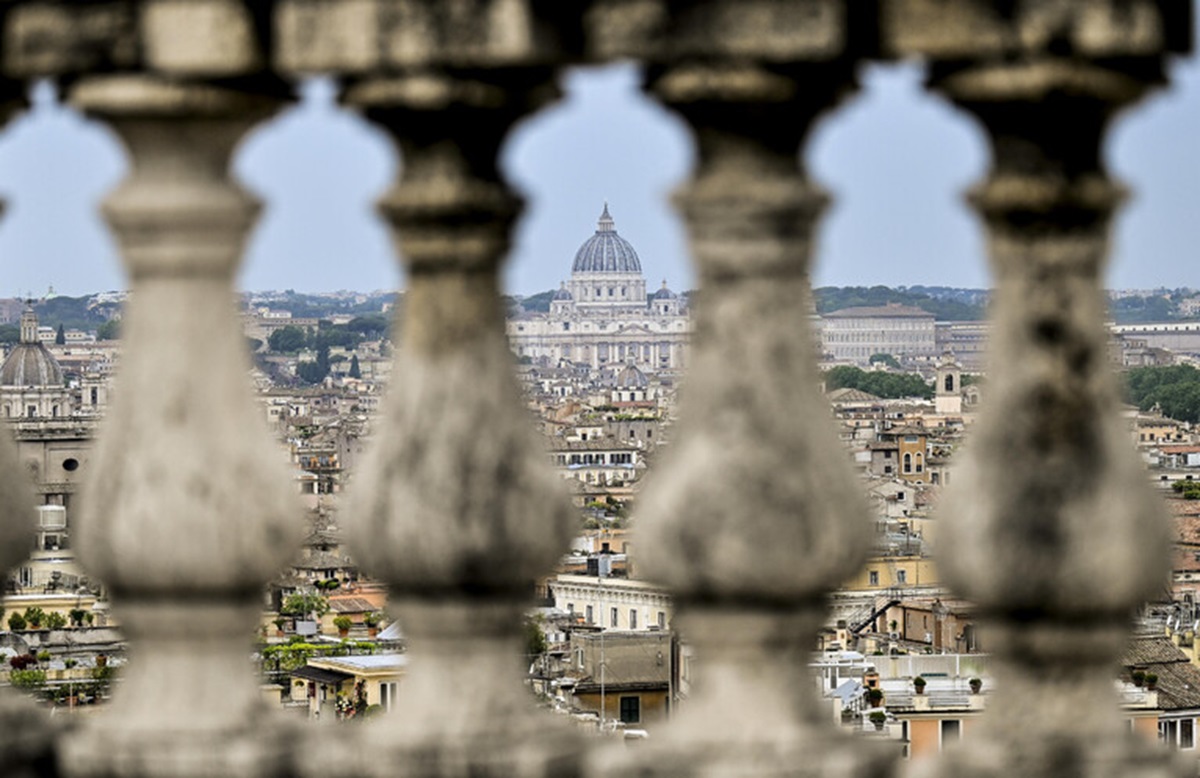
[325,66,581,777]
[0,77,56,778]
[922,45,1188,778]
[593,6,894,776]
[59,75,301,778]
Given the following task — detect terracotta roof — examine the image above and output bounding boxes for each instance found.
[328,597,377,614]
[1123,634,1191,667]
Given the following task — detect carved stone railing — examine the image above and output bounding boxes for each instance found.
[0,2,1188,778]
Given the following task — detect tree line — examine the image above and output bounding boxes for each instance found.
[1125,365,1200,424]
[824,366,933,400]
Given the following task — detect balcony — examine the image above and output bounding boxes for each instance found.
[35,505,66,531]
[0,2,1193,778]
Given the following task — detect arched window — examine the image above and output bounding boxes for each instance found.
[903,453,912,473]
[944,374,955,392]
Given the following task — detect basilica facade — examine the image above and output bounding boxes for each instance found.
[507,205,691,371]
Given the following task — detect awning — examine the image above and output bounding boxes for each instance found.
[290,666,353,686]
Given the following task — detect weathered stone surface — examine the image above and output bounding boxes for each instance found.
[882,0,1188,59]
[140,1,262,76]
[923,51,1189,778]
[4,3,137,76]
[276,0,575,74]
[275,0,382,73]
[595,33,888,775]
[61,75,302,778]
[324,69,582,778]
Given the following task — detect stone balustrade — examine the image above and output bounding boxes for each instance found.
[0,2,1189,778]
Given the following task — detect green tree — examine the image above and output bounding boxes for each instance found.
[825,366,932,400]
[10,669,46,690]
[348,354,362,379]
[868,353,900,369]
[524,617,548,657]
[44,612,67,630]
[281,592,329,621]
[96,319,120,341]
[23,607,45,628]
[268,325,308,353]
[7,612,25,631]
[346,314,390,339]
[54,324,65,345]
[1125,365,1200,423]
[0,324,18,344]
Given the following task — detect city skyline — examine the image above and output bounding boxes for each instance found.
[0,47,1198,296]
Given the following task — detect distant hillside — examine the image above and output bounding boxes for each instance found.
[815,286,989,321]
[30,296,120,332]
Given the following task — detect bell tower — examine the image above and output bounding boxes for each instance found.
[935,351,962,415]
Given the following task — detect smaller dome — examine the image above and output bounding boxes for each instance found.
[553,283,573,301]
[0,344,64,387]
[615,363,649,389]
[652,280,678,301]
[0,307,64,387]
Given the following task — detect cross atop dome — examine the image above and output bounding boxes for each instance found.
[597,202,615,233]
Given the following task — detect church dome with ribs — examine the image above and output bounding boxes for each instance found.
[0,307,63,387]
[571,204,642,274]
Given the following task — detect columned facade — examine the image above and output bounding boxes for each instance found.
[508,206,691,371]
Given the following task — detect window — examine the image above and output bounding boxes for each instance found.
[1182,719,1195,749]
[1161,720,1179,746]
[26,406,35,418]
[630,609,637,629]
[611,608,618,628]
[658,611,666,628]
[884,466,893,474]
[563,322,570,331]
[944,374,954,392]
[585,605,593,624]
[897,570,908,585]
[903,453,912,473]
[567,603,574,615]
[940,719,961,748]
[869,571,879,586]
[380,682,398,711]
[619,696,640,724]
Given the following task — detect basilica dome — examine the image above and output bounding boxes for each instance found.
[571,204,642,274]
[0,308,64,387]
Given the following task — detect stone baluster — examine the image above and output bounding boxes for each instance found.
[594,10,894,777]
[922,51,1187,778]
[59,75,301,778]
[320,67,581,777]
[0,82,60,778]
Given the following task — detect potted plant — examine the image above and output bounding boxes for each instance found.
[866,687,884,707]
[869,710,887,731]
[273,617,287,637]
[363,612,382,637]
[1132,670,1146,688]
[969,677,982,694]
[913,676,927,695]
[333,615,353,638]
[1146,672,1159,691]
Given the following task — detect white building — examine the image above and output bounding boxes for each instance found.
[819,304,937,365]
[552,573,673,632]
[507,205,691,371]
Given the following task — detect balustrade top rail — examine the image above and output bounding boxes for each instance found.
[0,2,1191,778]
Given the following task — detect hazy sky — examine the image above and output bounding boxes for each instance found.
[0,48,1197,297]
